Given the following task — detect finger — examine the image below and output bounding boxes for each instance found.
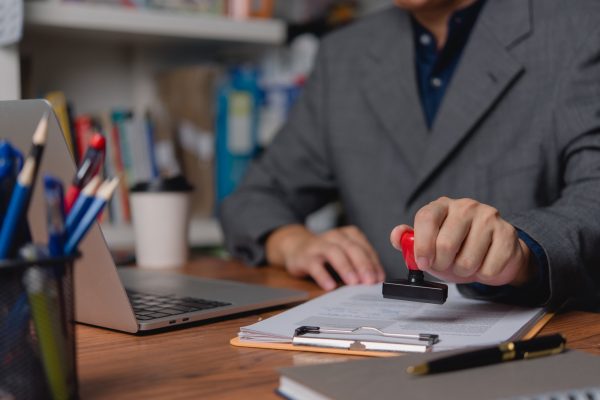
[341,240,379,284]
[421,267,476,284]
[452,220,493,278]
[342,226,382,266]
[476,225,518,285]
[414,197,451,270]
[340,227,384,283]
[390,224,413,250]
[307,259,337,291]
[432,210,472,272]
[321,243,360,285]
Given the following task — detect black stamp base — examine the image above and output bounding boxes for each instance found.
[383,278,448,304]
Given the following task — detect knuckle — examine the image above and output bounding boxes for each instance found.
[482,206,500,222]
[321,242,339,256]
[478,267,498,279]
[455,198,479,215]
[323,230,342,241]
[456,255,479,273]
[308,262,325,274]
[502,224,518,241]
[416,207,437,222]
[344,225,360,235]
[436,237,457,254]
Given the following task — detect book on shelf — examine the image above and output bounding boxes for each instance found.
[156,64,220,218]
[59,0,275,19]
[45,91,78,164]
[215,66,261,205]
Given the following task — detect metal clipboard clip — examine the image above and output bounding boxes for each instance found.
[292,326,439,354]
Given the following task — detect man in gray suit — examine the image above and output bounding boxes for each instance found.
[220,0,600,308]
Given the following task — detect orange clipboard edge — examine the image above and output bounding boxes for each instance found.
[521,312,555,340]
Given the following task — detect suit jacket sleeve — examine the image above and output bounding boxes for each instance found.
[462,26,600,310]
[219,43,337,266]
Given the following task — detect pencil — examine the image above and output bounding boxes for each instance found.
[4,113,50,257]
[64,177,119,255]
[29,112,50,181]
[65,175,101,237]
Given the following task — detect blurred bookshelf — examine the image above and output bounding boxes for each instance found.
[24,1,285,45]
[11,1,288,250]
[9,0,360,250]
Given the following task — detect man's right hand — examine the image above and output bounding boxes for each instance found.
[265,224,385,290]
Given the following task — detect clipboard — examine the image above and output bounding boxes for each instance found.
[230,312,555,358]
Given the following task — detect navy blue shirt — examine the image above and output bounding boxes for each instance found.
[411,0,549,302]
[412,0,485,128]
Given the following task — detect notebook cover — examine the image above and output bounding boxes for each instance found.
[279,349,600,400]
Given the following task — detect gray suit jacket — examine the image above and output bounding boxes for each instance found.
[221,0,600,308]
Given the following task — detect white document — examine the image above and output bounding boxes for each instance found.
[239,284,545,352]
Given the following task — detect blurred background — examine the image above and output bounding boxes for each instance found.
[0,0,391,258]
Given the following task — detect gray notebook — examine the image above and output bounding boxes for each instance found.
[278,350,600,400]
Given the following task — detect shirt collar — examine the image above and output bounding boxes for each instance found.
[411,0,486,56]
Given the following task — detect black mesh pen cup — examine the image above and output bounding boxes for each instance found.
[0,253,79,400]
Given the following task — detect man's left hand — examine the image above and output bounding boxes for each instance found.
[390,197,534,286]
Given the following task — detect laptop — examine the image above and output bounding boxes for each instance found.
[1,99,308,333]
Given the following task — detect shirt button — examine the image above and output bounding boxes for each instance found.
[431,77,442,88]
[419,34,431,46]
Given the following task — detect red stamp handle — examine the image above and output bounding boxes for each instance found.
[400,230,419,271]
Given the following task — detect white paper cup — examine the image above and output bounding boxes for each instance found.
[130,189,192,269]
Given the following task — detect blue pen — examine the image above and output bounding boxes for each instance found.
[65,175,101,238]
[44,176,66,257]
[0,140,24,226]
[64,177,119,255]
[0,157,36,259]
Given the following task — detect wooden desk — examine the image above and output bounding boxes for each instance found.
[77,257,600,400]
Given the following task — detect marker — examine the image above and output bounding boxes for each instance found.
[0,157,36,259]
[64,133,106,212]
[44,176,66,257]
[64,177,119,255]
[21,245,70,400]
[43,175,70,338]
[65,175,101,237]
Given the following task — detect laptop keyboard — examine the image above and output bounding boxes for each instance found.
[126,290,232,321]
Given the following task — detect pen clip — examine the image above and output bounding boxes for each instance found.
[522,343,565,359]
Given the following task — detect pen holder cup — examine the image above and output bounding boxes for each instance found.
[0,254,79,400]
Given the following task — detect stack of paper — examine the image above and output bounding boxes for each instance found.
[238,284,546,352]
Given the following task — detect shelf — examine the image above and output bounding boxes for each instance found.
[101,218,223,250]
[24,2,286,45]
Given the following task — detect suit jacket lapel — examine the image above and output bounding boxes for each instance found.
[361,8,428,175]
[408,0,532,204]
